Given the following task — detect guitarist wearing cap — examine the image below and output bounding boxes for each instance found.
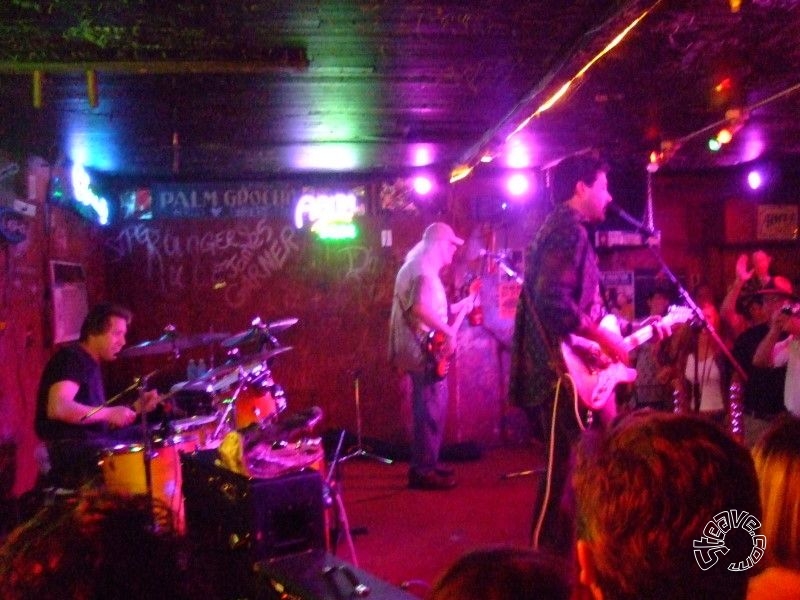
[509,155,672,558]
[389,222,479,491]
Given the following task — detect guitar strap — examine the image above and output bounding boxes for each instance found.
[522,287,567,379]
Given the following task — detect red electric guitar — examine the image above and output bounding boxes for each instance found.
[560,305,693,410]
[423,278,482,380]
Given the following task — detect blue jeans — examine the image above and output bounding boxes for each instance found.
[409,370,448,474]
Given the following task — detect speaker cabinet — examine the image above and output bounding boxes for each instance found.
[254,550,418,600]
[181,450,326,563]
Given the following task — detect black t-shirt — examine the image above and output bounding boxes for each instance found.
[732,323,787,416]
[35,344,110,441]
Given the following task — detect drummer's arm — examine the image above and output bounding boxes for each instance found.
[47,381,136,428]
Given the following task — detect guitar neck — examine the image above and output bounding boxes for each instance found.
[622,324,656,353]
[450,293,474,333]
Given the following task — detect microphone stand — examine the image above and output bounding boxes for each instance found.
[609,204,747,383]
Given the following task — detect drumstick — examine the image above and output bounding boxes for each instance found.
[82,370,165,421]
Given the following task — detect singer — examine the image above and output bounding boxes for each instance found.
[35,302,161,489]
[508,154,628,558]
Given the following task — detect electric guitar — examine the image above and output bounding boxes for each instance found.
[560,305,693,410]
[424,278,482,380]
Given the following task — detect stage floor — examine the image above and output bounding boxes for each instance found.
[330,443,545,597]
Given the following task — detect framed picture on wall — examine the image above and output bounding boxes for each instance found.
[49,261,88,344]
[757,204,798,240]
[601,271,635,323]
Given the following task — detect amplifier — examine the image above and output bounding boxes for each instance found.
[181,449,326,563]
[254,550,418,600]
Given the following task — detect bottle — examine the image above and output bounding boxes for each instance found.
[186,359,198,380]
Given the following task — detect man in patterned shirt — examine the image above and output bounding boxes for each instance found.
[509,154,625,557]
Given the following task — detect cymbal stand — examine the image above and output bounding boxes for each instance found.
[211,368,247,441]
[326,430,358,566]
[340,371,393,464]
[137,372,156,529]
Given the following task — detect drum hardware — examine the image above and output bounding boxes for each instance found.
[324,429,359,565]
[81,369,159,421]
[118,324,229,358]
[221,316,298,349]
[189,345,293,390]
[339,370,393,465]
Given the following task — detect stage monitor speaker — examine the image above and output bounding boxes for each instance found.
[254,550,418,600]
[181,450,326,563]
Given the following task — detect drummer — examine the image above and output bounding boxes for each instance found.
[35,302,161,489]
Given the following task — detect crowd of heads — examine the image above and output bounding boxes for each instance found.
[574,410,761,600]
[751,415,800,571]
[0,491,210,600]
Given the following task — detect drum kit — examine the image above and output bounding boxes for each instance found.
[99,316,325,532]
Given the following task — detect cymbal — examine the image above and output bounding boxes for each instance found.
[221,317,299,348]
[119,331,230,358]
[186,346,293,391]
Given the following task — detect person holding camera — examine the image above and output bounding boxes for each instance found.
[753,290,800,418]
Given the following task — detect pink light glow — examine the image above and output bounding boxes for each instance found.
[506,173,530,196]
[747,170,763,190]
[412,175,433,195]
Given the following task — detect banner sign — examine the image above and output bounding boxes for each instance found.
[757,204,798,240]
[151,182,298,219]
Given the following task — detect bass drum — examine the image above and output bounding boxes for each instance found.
[98,434,198,534]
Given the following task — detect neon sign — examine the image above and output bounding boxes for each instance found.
[294,192,361,240]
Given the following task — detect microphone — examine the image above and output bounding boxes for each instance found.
[606,203,657,239]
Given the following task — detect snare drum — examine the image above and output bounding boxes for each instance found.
[98,434,198,533]
[233,379,286,429]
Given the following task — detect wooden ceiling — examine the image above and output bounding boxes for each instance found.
[1,0,799,182]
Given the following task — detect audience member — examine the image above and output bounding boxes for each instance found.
[731,281,794,446]
[574,410,761,600]
[428,545,572,600]
[753,295,800,417]
[0,490,213,599]
[748,416,800,600]
[721,251,778,339]
[679,301,731,425]
[630,283,680,412]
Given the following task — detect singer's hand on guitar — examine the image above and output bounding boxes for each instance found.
[589,322,629,366]
[639,315,672,341]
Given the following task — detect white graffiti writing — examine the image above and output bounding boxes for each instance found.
[105,220,299,307]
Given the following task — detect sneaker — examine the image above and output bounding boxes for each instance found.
[408,469,457,490]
